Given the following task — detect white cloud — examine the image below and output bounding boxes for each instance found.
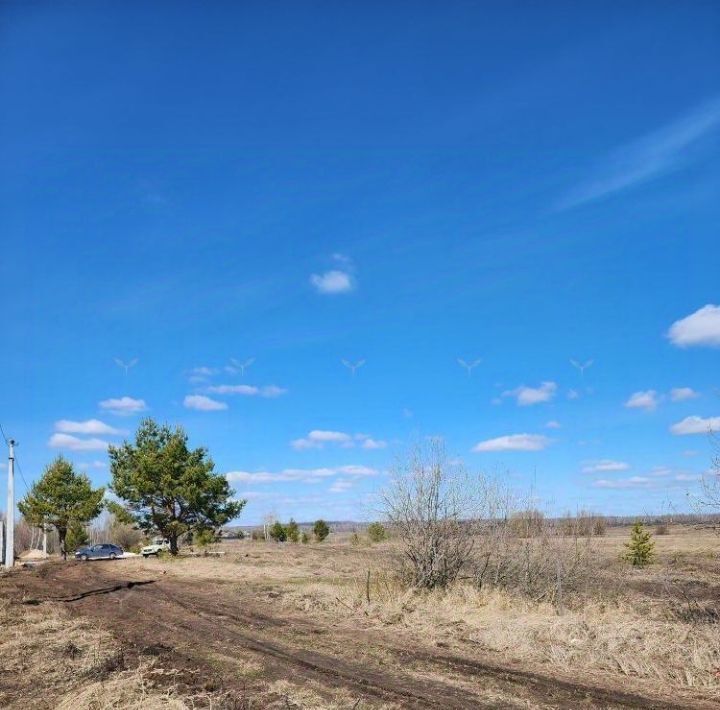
[99,396,147,416]
[593,471,702,489]
[290,430,385,450]
[674,473,703,482]
[567,389,580,400]
[226,464,378,484]
[329,479,354,493]
[183,395,228,411]
[207,384,286,398]
[670,387,700,402]
[502,382,557,406]
[473,434,551,452]
[48,433,110,452]
[291,430,353,450]
[593,476,653,490]
[78,460,108,470]
[310,270,354,294]
[54,419,125,436]
[670,415,720,435]
[582,459,630,473]
[360,436,387,450]
[624,390,660,411]
[545,420,561,429]
[558,97,720,210]
[668,305,720,348]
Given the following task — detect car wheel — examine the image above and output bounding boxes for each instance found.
[80,554,89,561]
[109,553,117,560]
[142,554,149,558]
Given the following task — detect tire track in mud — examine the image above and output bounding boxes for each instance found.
[2,563,707,709]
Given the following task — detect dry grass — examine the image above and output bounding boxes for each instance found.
[267,679,382,710]
[8,526,716,707]
[0,597,240,709]
[218,527,720,699]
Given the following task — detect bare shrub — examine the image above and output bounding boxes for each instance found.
[509,508,544,538]
[655,522,670,535]
[559,510,607,537]
[382,439,486,589]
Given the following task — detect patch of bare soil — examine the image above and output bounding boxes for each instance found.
[1,561,713,709]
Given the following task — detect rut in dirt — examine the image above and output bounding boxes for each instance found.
[0,563,702,710]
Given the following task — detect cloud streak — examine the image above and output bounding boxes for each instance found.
[582,459,630,473]
[207,384,286,398]
[291,430,387,451]
[473,434,551,452]
[48,433,110,452]
[54,419,125,436]
[557,97,720,210]
[226,464,378,483]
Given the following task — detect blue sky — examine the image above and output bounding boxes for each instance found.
[1,1,719,524]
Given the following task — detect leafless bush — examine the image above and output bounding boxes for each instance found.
[508,508,544,538]
[382,439,493,589]
[475,523,600,606]
[559,510,607,537]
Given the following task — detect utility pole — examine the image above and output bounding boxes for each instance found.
[5,439,15,569]
[42,523,48,558]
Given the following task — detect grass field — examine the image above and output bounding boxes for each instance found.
[0,524,718,708]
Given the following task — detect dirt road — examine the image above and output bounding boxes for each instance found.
[1,562,709,709]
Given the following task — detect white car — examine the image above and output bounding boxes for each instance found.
[141,539,171,558]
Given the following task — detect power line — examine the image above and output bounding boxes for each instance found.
[14,453,31,495]
[0,423,8,446]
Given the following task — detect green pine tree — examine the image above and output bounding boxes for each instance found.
[313,519,330,542]
[18,456,104,559]
[367,522,387,543]
[65,521,90,552]
[269,521,287,542]
[623,522,655,567]
[109,419,246,555]
[286,519,300,543]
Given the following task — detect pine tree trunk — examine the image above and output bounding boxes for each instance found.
[59,528,67,561]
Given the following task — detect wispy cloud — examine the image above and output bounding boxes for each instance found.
[55,419,125,436]
[99,396,147,416]
[473,434,551,452]
[582,459,630,473]
[545,420,562,429]
[624,390,660,411]
[329,479,354,493]
[48,433,110,452]
[226,464,378,484]
[187,366,219,384]
[310,270,354,294]
[183,395,228,411]
[670,415,720,435]
[557,97,720,210]
[593,472,702,489]
[502,382,557,406]
[670,387,700,402]
[667,305,720,348]
[593,476,653,490]
[291,430,386,451]
[207,384,286,398]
